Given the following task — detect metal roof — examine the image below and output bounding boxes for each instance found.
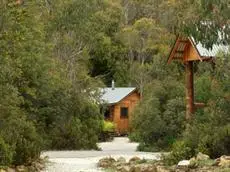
[100,87,136,104]
[195,42,229,57]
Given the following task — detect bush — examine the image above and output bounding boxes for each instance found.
[0,137,13,166]
[128,132,140,142]
[196,124,230,158]
[0,116,42,165]
[48,94,103,150]
[99,120,116,142]
[51,117,100,150]
[51,117,85,149]
[130,80,185,151]
[163,140,193,165]
[102,121,116,132]
[164,122,230,165]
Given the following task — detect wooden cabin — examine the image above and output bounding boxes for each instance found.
[101,82,140,134]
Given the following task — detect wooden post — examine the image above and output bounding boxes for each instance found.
[185,61,194,120]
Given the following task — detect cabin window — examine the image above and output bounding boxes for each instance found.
[104,108,110,119]
[120,107,128,118]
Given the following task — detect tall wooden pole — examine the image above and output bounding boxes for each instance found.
[185,61,194,120]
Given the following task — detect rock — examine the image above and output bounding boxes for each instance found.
[196,152,210,161]
[98,157,116,168]
[213,158,220,166]
[189,157,196,162]
[129,164,157,172]
[175,169,189,172]
[116,165,130,172]
[156,165,171,172]
[188,157,198,168]
[113,157,127,169]
[0,169,7,172]
[117,157,126,163]
[129,157,141,163]
[6,168,15,172]
[16,165,26,172]
[34,162,45,171]
[140,164,157,172]
[129,165,137,172]
[113,161,125,168]
[218,155,230,167]
[177,160,190,167]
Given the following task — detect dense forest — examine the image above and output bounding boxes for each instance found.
[0,0,230,167]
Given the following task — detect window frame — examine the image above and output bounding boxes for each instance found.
[120,107,129,119]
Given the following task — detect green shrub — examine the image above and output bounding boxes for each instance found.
[51,117,101,150]
[163,140,193,165]
[128,132,140,142]
[197,124,230,158]
[137,142,160,152]
[164,123,230,165]
[0,137,13,166]
[99,120,116,142]
[102,121,116,132]
[130,80,185,151]
[1,116,42,165]
[48,94,102,150]
[50,117,84,149]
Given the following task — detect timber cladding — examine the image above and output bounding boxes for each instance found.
[110,91,140,134]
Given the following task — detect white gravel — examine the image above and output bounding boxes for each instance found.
[42,137,161,172]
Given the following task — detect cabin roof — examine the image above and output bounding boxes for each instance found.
[195,41,228,57]
[168,36,229,64]
[101,87,136,104]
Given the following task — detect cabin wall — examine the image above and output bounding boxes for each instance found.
[112,92,140,134]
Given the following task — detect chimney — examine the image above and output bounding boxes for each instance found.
[112,80,115,90]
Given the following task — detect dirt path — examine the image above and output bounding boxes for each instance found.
[41,137,161,172]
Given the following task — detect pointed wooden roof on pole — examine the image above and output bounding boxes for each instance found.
[167,36,229,64]
[167,36,228,120]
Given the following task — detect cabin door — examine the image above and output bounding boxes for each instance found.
[119,106,129,134]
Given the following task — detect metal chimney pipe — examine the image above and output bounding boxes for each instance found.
[112,80,115,90]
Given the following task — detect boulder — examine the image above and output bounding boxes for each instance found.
[113,161,126,168]
[6,168,15,172]
[188,157,198,168]
[129,164,157,172]
[15,166,26,172]
[35,162,45,171]
[177,160,190,167]
[129,165,140,172]
[196,152,210,161]
[129,156,141,163]
[156,165,171,172]
[116,165,130,172]
[218,155,230,167]
[117,157,126,163]
[98,157,116,168]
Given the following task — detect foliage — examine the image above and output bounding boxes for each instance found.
[0,114,41,165]
[50,100,102,150]
[0,137,13,166]
[131,79,186,151]
[165,54,230,163]
[0,0,103,165]
[165,122,230,165]
[103,121,116,132]
[7,117,41,165]
[163,140,193,165]
[0,0,230,167]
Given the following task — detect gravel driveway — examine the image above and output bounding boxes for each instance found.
[41,137,161,172]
